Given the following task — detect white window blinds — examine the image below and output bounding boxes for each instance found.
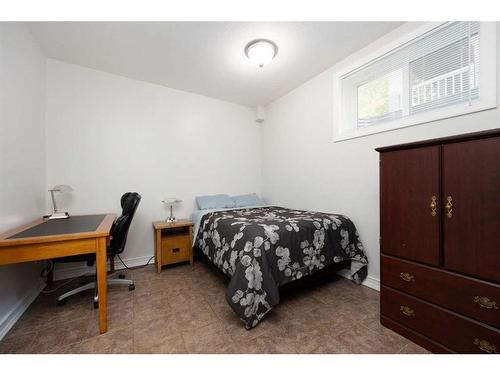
[340,22,481,129]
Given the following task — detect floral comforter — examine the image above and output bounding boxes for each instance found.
[195,206,368,329]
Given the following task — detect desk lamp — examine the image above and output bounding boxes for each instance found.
[162,197,182,222]
[45,184,73,219]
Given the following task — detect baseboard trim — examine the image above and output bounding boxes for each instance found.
[337,268,380,291]
[361,275,380,291]
[54,255,154,281]
[0,278,45,341]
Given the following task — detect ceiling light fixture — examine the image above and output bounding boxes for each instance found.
[244,39,278,68]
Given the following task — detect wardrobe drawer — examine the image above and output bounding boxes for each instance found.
[381,286,500,353]
[381,255,500,328]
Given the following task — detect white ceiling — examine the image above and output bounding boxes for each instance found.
[28,22,402,107]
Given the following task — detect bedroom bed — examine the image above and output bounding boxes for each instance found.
[192,204,368,329]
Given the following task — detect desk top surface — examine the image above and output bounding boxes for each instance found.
[9,215,106,239]
[0,214,116,247]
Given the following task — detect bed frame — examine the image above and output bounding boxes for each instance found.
[193,246,351,293]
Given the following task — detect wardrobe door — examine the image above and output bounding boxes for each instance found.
[443,137,500,283]
[380,146,441,266]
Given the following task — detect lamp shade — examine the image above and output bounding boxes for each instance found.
[162,197,182,205]
[50,184,74,193]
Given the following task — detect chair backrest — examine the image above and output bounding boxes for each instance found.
[120,192,136,215]
[109,192,141,256]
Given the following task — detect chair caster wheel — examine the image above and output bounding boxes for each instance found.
[93,301,99,309]
[118,274,125,279]
[57,299,67,306]
[129,284,135,291]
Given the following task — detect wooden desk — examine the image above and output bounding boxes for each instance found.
[0,214,116,334]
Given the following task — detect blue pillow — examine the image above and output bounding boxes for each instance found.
[196,194,235,210]
[231,193,265,207]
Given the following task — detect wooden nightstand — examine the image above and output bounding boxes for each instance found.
[153,219,193,273]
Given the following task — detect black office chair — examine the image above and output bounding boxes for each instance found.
[55,192,141,307]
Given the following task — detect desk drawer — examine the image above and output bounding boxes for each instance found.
[381,255,500,328]
[161,235,190,264]
[381,286,500,353]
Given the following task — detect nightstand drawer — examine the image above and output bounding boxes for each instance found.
[161,235,190,264]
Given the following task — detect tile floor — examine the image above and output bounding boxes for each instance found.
[0,260,429,354]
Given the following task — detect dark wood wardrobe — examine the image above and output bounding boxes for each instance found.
[376,129,500,354]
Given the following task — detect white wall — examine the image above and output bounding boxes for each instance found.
[45,60,261,277]
[0,23,46,338]
[261,22,500,289]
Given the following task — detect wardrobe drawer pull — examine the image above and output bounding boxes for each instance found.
[473,339,497,354]
[399,272,415,283]
[400,305,415,317]
[473,296,498,310]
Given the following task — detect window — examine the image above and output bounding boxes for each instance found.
[333,22,496,141]
[357,69,403,128]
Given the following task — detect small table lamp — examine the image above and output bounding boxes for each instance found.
[45,184,73,220]
[162,197,182,222]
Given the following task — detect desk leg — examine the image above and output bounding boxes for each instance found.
[96,237,108,333]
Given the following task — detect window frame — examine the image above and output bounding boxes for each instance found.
[333,22,497,142]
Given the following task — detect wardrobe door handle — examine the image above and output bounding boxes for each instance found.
[445,196,453,218]
[430,195,437,216]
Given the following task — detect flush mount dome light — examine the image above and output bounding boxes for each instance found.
[245,39,278,68]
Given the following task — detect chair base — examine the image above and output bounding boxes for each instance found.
[57,272,134,305]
